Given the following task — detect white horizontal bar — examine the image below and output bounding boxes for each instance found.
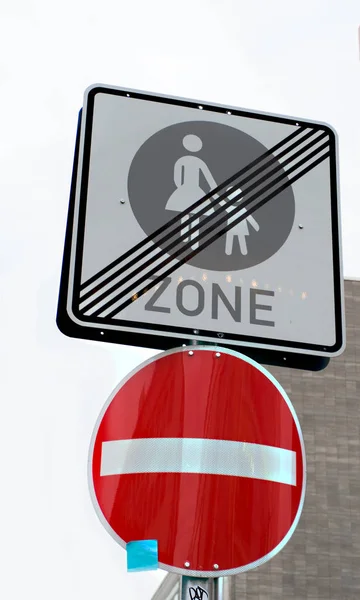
[100,438,296,486]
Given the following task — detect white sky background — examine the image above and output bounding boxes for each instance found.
[0,1,359,599]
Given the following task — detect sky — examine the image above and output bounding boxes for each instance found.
[1,1,360,599]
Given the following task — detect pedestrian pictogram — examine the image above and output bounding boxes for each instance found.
[159,132,262,257]
[127,121,295,270]
[89,346,306,577]
[57,84,345,366]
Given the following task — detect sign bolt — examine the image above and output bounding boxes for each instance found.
[215,352,221,358]
[184,561,190,568]
[193,329,199,335]
[217,332,224,338]
[298,224,304,229]
[120,199,126,204]
[188,351,194,356]
[213,564,219,569]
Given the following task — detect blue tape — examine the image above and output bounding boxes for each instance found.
[126,540,158,572]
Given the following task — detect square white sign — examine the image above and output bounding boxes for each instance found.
[57,84,345,367]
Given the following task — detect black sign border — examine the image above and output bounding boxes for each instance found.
[57,86,344,371]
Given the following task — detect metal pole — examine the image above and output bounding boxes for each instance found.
[213,577,234,600]
[181,576,234,600]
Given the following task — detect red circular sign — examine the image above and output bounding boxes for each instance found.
[89,347,306,577]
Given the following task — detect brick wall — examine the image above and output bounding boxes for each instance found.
[235,279,360,599]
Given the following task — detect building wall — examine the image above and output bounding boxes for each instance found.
[152,279,360,600]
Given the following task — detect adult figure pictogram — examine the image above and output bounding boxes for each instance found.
[165,134,216,249]
[165,134,260,254]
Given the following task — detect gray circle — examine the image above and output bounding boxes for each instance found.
[128,121,295,271]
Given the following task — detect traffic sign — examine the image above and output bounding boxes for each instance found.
[89,346,306,577]
[57,84,345,367]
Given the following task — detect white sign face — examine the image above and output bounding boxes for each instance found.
[57,84,345,362]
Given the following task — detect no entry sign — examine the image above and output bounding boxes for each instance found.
[89,347,306,577]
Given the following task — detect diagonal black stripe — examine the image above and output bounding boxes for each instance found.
[94,144,329,317]
[80,126,308,291]
[80,136,329,313]
[80,128,325,303]
[104,150,330,319]
[105,150,331,319]
[80,130,326,306]
[87,143,329,317]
